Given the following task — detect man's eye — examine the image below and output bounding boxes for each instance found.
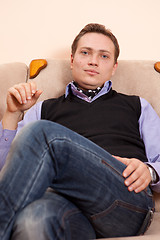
[82,51,88,55]
[102,55,108,59]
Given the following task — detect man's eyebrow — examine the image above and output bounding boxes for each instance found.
[80,47,111,54]
[99,49,111,54]
[80,47,92,50]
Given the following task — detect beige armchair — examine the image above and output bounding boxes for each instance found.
[0,59,160,239]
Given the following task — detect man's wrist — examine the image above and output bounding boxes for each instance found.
[2,110,24,130]
[148,166,158,184]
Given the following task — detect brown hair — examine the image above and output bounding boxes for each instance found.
[71,23,120,63]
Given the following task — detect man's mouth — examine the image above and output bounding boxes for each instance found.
[84,69,99,76]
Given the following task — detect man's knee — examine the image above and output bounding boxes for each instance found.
[11,192,96,240]
[13,199,48,232]
[11,197,56,239]
[16,120,73,146]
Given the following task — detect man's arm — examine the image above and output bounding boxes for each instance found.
[0,125,17,169]
[139,98,160,192]
[0,101,43,170]
[0,82,42,170]
[114,98,160,194]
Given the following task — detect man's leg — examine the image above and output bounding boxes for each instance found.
[11,189,96,240]
[0,120,154,239]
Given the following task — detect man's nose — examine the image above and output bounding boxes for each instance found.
[88,54,99,66]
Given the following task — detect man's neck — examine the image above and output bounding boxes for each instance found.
[73,81,102,99]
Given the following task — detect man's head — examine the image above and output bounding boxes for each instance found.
[71,23,120,64]
[71,23,119,90]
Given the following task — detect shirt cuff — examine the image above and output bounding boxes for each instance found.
[146,162,160,192]
[0,123,17,170]
[0,125,17,143]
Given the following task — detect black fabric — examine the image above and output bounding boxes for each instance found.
[72,81,102,99]
[41,88,147,162]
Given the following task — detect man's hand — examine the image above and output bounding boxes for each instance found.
[2,82,42,130]
[114,156,151,193]
[6,81,42,113]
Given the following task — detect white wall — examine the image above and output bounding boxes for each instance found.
[0,0,160,65]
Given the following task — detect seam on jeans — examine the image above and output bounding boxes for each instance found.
[55,206,81,239]
[90,199,148,221]
[143,187,154,198]
[62,208,81,227]
[101,159,124,178]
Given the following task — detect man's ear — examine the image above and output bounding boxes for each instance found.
[112,62,118,76]
[70,54,74,70]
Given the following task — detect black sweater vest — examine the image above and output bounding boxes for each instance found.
[41,89,147,162]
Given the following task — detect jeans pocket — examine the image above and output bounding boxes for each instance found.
[90,200,150,238]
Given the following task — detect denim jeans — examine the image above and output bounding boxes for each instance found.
[0,120,154,239]
[11,189,96,240]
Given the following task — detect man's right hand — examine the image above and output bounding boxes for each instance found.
[2,82,42,130]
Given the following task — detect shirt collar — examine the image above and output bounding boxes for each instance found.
[65,80,112,102]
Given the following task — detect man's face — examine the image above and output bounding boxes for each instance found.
[71,32,118,90]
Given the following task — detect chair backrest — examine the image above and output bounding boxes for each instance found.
[30,59,160,116]
[0,62,28,120]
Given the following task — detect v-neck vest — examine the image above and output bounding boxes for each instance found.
[41,89,147,162]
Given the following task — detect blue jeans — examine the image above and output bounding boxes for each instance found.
[0,120,154,239]
[11,189,96,240]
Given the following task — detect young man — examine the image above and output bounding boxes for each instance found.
[0,23,160,240]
